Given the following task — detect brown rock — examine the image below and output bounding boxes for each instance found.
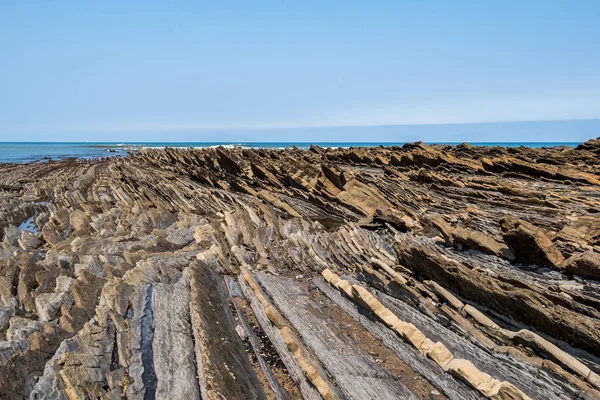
[41,222,64,246]
[69,210,92,234]
[321,165,345,190]
[452,227,515,261]
[17,257,43,313]
[556,215,600,246]
[501,216,564,267]
[561,251,600,280]
[427,215,454,242]
[395,239,600,357]
[71,269,107,318]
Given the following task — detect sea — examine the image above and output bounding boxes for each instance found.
[0,142,581,164]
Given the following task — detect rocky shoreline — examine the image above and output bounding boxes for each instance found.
[1,140,600,399]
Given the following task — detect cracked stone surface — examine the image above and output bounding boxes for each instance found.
[1,141,600,398]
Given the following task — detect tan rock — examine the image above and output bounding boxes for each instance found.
[453,227,515,260]
[501,216,564,267]
[561,250,600,280]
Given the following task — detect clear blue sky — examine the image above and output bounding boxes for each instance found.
[1,1,599,142]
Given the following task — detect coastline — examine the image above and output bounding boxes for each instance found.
[1,140,600,398]
[0,141,583,164]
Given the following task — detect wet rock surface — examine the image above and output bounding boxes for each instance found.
[1,140,600,399]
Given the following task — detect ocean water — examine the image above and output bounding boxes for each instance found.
[0,142,581,164]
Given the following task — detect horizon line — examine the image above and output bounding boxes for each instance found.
[2,117,600,137]
[78,116,600,133]
[0,140,586,144]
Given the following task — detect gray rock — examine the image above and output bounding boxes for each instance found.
[18,230,41,251]
[6,317,43,342]
[35,276,75,321]
[2,225,20,247]
[166,227,195,247]
[152,269,202,399]
[0,297,17,330]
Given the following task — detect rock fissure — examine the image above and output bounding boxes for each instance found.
[1,141,600,399]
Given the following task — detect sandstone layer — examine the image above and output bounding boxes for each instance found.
[1,140,600,399]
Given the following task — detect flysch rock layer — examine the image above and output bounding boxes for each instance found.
[1,140,600,399]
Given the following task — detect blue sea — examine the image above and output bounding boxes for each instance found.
[0,142,581,164]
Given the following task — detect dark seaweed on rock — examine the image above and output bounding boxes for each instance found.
[1,139,600,399]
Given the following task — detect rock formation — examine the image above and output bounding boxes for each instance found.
[1,139,600,399]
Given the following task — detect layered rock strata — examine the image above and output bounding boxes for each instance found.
[1,140,600,399]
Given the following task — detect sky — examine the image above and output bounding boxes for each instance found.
[0,1,599,142]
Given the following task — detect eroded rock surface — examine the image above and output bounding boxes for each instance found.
[1,140,600,399]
